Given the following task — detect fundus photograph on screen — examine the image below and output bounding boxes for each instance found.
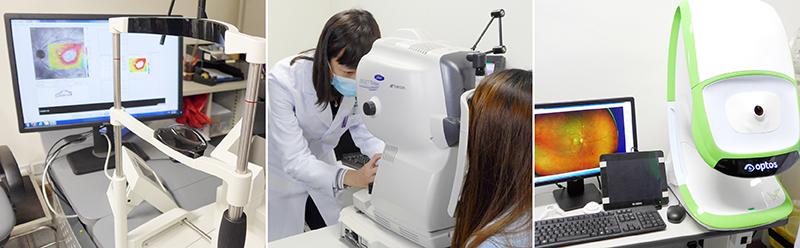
[30,27,89,80]
[534,99,636,185]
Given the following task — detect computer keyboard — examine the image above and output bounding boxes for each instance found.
[535,205,666,247]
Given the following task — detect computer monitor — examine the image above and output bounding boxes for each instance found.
[534,97,637,210]
[5,14,182,174]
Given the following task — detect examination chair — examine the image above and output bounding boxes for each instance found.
[0,145,25,246]
[0,188,13,246]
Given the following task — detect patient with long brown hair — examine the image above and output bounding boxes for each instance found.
[452,69,532,248]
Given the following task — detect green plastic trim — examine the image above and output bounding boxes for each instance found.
[679,184,792,229]
[667,0,699,102]
[690,70,800,167]
[694,70,797,89]
[667,9,679,101]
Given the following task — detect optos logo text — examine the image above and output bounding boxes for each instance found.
[744,162,779,172]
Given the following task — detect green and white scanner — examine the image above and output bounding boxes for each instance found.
[667,0,800,230]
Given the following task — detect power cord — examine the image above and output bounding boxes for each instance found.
[159,0,177,45]
[43,129,171,219]
[40,132,91,219]
[45,131,90,159]
[42,134,89,219]
[666,185,682,206]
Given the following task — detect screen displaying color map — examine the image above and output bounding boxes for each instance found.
[9,18,180,130]
[30,27,89,79]
[534,100,635,184]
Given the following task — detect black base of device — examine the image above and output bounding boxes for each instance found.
[552,180,601,212]
[65,143,149,175]
[217,210,247,248]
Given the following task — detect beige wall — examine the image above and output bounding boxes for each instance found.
[0,0,255,166]
[330,0,532,70]
[267,0,333,66]
[267,0,532,70]
[241,0,266,38]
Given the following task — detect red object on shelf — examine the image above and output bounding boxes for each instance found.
[177,94,212,129]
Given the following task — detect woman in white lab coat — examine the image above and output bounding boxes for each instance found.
[267,9,384,241]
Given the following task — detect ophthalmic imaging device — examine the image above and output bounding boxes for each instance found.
[338,9,509,248]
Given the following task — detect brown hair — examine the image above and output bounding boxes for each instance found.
[452,69,533,248]
[292,9,381,109]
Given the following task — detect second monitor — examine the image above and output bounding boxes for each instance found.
[535,97,637,211]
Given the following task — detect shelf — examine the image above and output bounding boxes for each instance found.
[182,80,247,96]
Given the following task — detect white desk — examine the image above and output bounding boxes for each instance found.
[269,225,348,248]
[535,179,787,247]
[269,206,420,248]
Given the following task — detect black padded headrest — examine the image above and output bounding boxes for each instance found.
[0,146,25,207]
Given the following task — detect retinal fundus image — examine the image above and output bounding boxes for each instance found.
[535,108,621,176]
[30,27,88,80]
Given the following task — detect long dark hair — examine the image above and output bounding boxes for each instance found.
[452,69,533,248]
[292,9,380,109]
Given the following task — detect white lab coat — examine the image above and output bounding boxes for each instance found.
[267,55,385,241]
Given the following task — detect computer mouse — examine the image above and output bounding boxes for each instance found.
[667,205,686,224]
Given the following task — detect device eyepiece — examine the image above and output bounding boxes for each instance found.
[754,105,764,117]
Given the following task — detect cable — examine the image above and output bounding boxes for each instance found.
[666,185,682,206]
[47,143,71,164]
[45,131,90,160]
[40,131,92,219]
[159,0,177,45]
[102,132,113,180]
[48,175,74,214]
[42,144,78,219]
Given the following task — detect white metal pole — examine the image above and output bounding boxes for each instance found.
[227,63,261,221]
[111,32,129,248]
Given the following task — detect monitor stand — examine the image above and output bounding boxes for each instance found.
[65,126,149,175]
[552,178,601,212]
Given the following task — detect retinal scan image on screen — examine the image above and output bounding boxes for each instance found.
[9,18,182,131]
[30,27,89,80]
[535,107,626,176]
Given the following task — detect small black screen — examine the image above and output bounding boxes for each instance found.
[606,156,664,204]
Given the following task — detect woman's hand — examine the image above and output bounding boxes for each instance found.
[344,154,381,188]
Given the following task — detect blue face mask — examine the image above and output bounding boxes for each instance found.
[331,74,357,97]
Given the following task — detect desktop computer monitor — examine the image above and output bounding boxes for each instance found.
[5,14,182,174]
[534,97,637,210]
